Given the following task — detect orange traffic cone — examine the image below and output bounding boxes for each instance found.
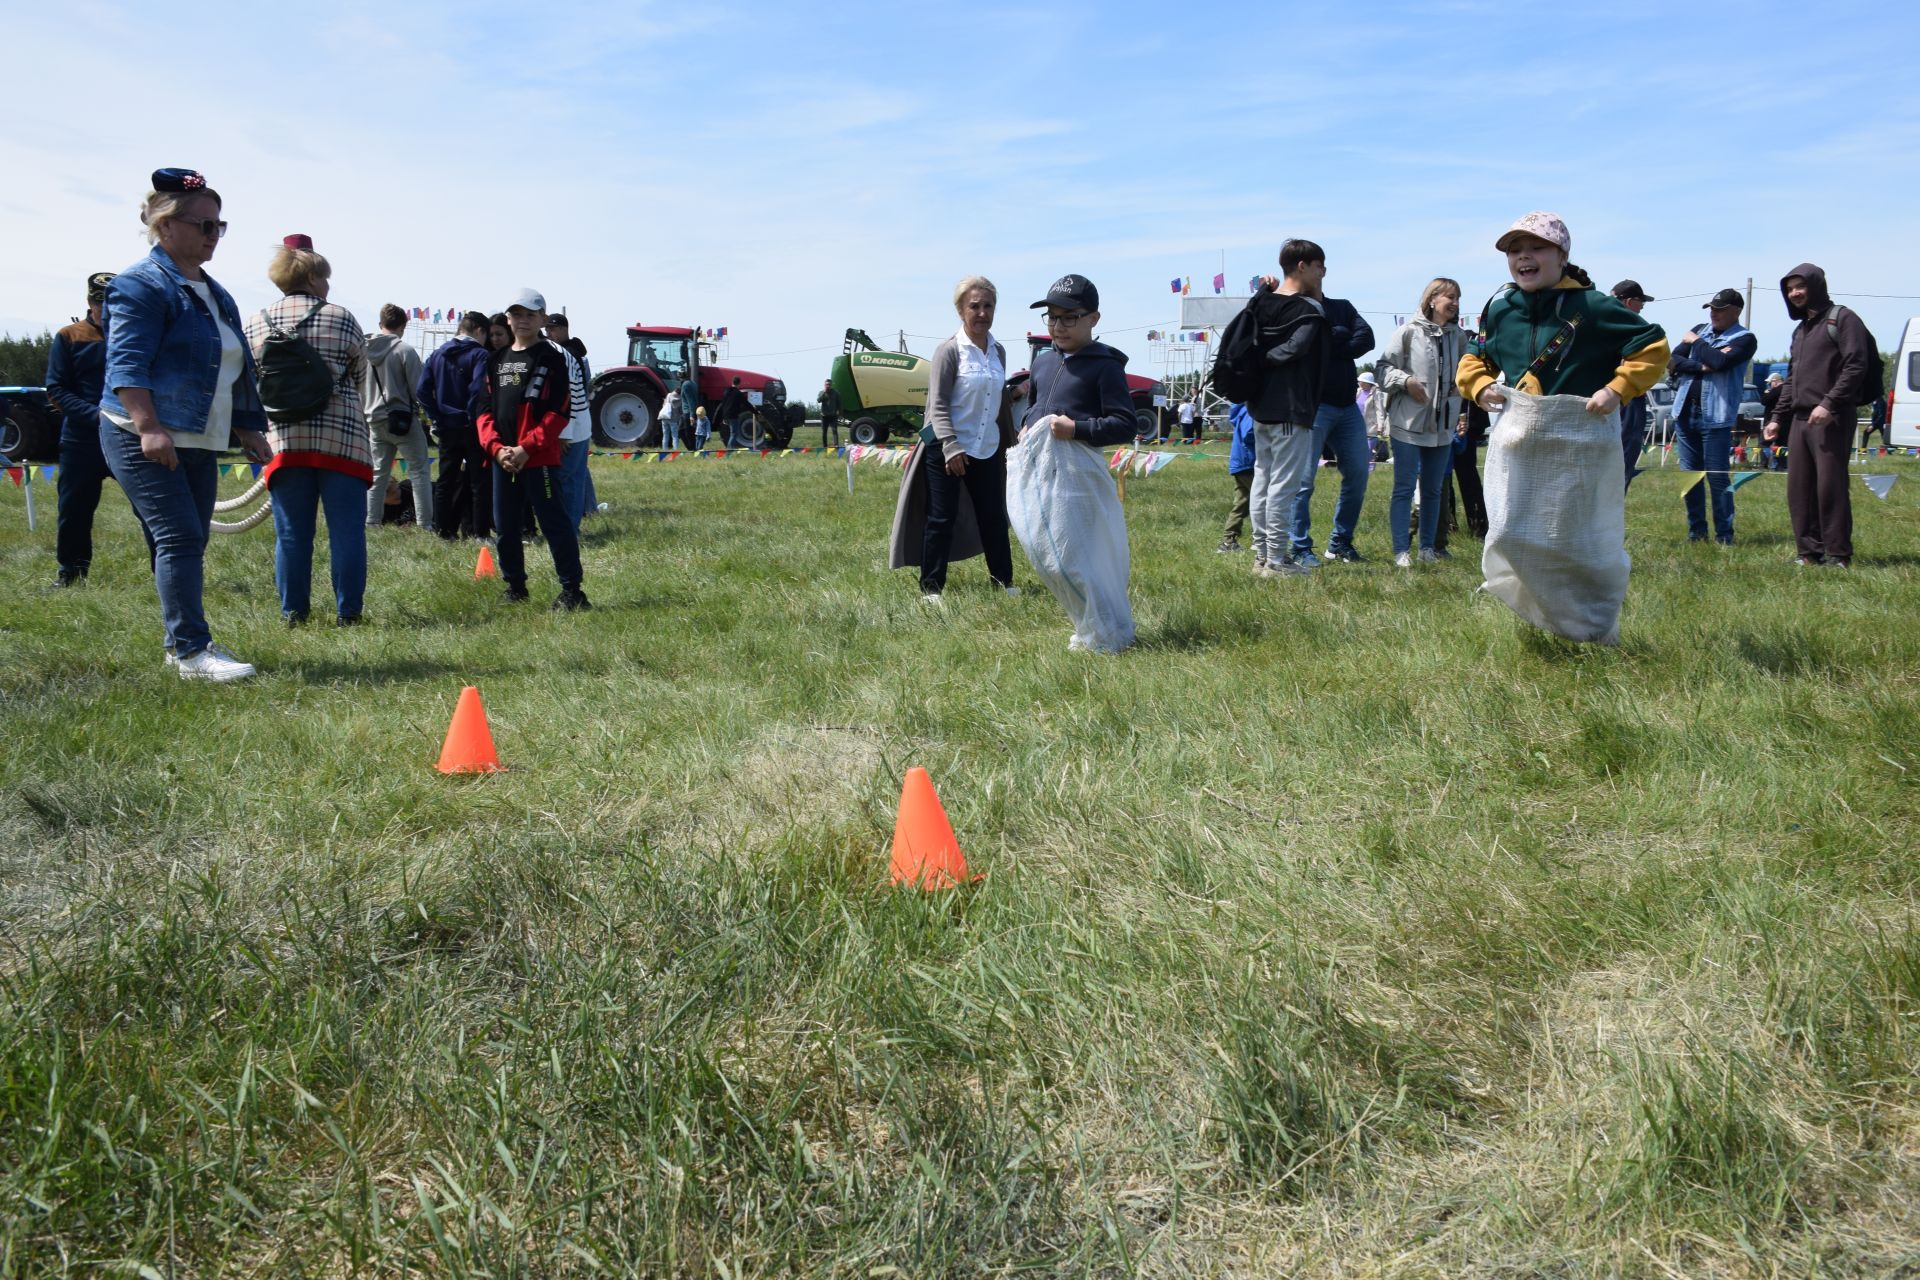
[889,767,979,889]
[436,685,504,774]
[474,545,498,579]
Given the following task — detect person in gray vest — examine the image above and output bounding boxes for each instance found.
[362,303,432,532]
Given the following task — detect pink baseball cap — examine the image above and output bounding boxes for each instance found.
[282,233,314,250]
[1495,212,1570,254]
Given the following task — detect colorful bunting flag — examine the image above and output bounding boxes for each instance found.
[1679,471,1706,494]
[1727,470,1767,492]
[1863,474,1898,500]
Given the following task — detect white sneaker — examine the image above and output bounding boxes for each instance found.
[1394,552,1414,568]
[921,592,944,605]
[1000,584,1021,597]
[175,643,256,682]
[1418,548,1441,563]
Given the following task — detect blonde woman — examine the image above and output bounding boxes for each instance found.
[99,168,273,681]
[243,235,373,625]
[890,275,1016,600]
[1376,278,1467,565]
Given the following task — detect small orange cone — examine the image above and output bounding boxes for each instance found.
[436,685,504,774]
[889,767,979,889]
[474,545,498,579]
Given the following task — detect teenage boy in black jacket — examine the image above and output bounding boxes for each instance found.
[1246,241,1328,577]
[1286,249,1375,566]
[1023,275,1138,447]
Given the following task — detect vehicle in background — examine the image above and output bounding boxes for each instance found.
[829,329,930,446]
[1891,318,1920,448]
[589,326,802,451]
[0,387,57,461]
[1646,383,1675,443]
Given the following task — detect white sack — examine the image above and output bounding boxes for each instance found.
[1481,385,1630,645]
[1006,425,1135,653]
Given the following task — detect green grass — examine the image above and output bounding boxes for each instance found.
[2,449,1918,1277]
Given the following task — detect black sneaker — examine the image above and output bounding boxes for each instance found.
[53,569,85,588]
[1216,537,1242,554]
[502,585,531,603]
[1324,545,1367,563]
[552,588,592,612]
[335,614,364,627]
[283,609,310,627]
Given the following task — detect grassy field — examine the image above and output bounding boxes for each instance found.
[2,446,1918,1278]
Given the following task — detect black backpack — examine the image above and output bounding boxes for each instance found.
[1825,305,1885,406]
[1208,297,1268,401]
[255,300,335,421]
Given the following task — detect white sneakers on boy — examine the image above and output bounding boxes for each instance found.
[174,643,257,682]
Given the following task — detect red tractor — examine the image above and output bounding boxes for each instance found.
[589,325,803,450]
[1006,333,1165,438]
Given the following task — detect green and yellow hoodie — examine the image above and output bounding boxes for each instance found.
[1457,279,1668,406]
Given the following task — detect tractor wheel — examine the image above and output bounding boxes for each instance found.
[1135,408,1159,439]
[848,417,888,446]
[591,376,662,449]
[4,398,58,461]
[765,413,794,450]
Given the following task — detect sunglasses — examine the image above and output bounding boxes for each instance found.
[176,217,229,239]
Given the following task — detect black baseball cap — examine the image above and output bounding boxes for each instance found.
[1704,288,1744,310]
[1030,274,1099,312]
[544,312,569,326]
[86,271,115,301]
[1610,279,1654,303]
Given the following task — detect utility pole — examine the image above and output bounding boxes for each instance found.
[1745,277,1753,320]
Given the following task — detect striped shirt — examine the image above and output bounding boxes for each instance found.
[243,295,374,484]
[551,340,592,442]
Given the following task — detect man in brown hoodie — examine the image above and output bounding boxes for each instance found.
[1770,264,1875,568]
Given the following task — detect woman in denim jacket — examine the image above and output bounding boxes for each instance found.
[101,169,274,682]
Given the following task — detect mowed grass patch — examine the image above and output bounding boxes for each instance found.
[2,451,1918,1276]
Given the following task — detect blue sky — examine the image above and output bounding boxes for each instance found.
[7,0,1920,395]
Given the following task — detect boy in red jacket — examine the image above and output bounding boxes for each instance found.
[477,289,589,609]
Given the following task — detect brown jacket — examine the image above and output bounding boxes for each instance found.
[1772,263,1876,422]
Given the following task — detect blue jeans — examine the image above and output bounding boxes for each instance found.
[494,464,583,591]
[559,440,592,531]
[1675,418,1734,541]
[270,465,368,619]
[1390,438,1453,554]
[99,422,219,658]
[1290,401,1370,554]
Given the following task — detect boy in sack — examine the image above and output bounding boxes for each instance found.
[477,289,590,610]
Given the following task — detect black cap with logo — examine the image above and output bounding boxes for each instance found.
[1610,279,1654,303]
[1030,274,1099,312]
[87,272,116,301]
[1704,288,1744,311]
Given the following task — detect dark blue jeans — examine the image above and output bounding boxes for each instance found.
[493,464,582,590]
[1675,418,1734,541]
[270,465,368,619]
[57,424,153,575]
[1290,401,1370,554]
[99,422,219,658]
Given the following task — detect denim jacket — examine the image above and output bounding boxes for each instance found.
[100,246,267,435]
[1669,322,1756,428]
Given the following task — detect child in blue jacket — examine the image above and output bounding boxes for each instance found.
[1219,403,1255,553]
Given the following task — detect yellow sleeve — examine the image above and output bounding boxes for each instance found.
[1456,351,1497,405]
[1607,338,1670,402]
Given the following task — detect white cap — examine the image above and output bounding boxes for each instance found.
[1358,370,1376,384]
[506,287,546,313]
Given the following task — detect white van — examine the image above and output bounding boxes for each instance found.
[1892,318,1920,447]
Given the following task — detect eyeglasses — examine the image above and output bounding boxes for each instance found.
[177,218,228,239]
[1044,311,1089,328]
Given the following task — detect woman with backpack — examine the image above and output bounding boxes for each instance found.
[242,235,373,626]
[100,168,274,682]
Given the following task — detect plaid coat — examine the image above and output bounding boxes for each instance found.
[243,294,374,485]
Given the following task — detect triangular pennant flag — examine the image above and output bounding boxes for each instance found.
[250,463,263,479]
[42,464,57,482]
[1679,470,1706,494]
[6,468,20,487]
[219,463,231,476]
[1862,473,1897,500]
[1727,470,1767,492]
